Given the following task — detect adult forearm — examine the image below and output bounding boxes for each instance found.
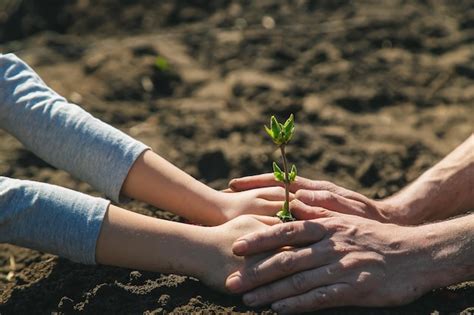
[386,134,473,224]
[419,213,474,289]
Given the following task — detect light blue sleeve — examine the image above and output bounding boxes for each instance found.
[0,53,149,264]
[0,53,149,202]
[0,177,110,264]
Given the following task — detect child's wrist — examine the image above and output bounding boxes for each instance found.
[187,225,231,288]
[205,190,235,224]
[172,224,217,278]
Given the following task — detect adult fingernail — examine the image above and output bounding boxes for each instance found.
[233,240,248,254]
[229,179,239,188]
[226,275,243,292]
[243,293,256,306]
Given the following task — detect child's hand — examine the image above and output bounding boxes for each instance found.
[212,187,289,224]
[195,215,281,291]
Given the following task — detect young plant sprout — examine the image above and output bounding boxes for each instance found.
[154,56,170,72]
[265,114,297,222]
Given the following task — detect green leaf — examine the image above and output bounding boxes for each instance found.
[264,125,273,138]
[272,162,285,182]
[278,213,296,222]
[283,114,295,143]
[155,56,170,72]
[284,114,294,127]
[270,116,282,142]
[276,202,295,222]
[289,164,297,182]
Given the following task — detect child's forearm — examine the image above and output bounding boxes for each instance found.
[121,150,227,225]
[95,205,281,291]
[0,53,149,203]
[385,134,474,224]
[95,204,214,279]
[0,177,108,264]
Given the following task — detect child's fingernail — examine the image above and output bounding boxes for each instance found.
[226,275,243,292]
[233,240,248,253]
[243,293,256,306]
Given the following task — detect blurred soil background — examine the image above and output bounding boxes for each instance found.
[0,0,473,313]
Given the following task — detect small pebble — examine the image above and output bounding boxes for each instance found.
[129,270,142,280]
[262,16,276,29]
[141,76,154,93]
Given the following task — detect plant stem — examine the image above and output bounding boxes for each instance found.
[280,145,291,214]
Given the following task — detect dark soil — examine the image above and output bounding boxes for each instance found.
[1,0,473,313]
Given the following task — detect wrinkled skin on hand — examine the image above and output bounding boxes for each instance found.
[225,202,434,313]
[229,173,407,224]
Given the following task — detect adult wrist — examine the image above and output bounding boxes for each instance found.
[378,194,422,225]
[381,223,448,295]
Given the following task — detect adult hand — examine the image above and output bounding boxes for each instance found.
[225,201,434,313]
[229,174,406,224]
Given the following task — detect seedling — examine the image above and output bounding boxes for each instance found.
[265,114,297,222]
[154,56,170,72]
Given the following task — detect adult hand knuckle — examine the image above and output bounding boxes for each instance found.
[294,294,307,307]
[247,266,262,283]
[295,190,305,199]
[317,180,335,190]
[299,177,313,189]
[257,285,274,301]
[291,272,307,292]
[249,231,264,244]
[297,189,312,198]
[319,208,332,217]
[278,222,300,240]
[341,254,364,269]
[277,251,296,272]
[289,199,300,210]
[294,200,309,212]
[333,243,352,255]
[311,288,332,305]
[323,263,340,276]
[326,217,346,231]
[318,191,335,202]
[306,220,325,236]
